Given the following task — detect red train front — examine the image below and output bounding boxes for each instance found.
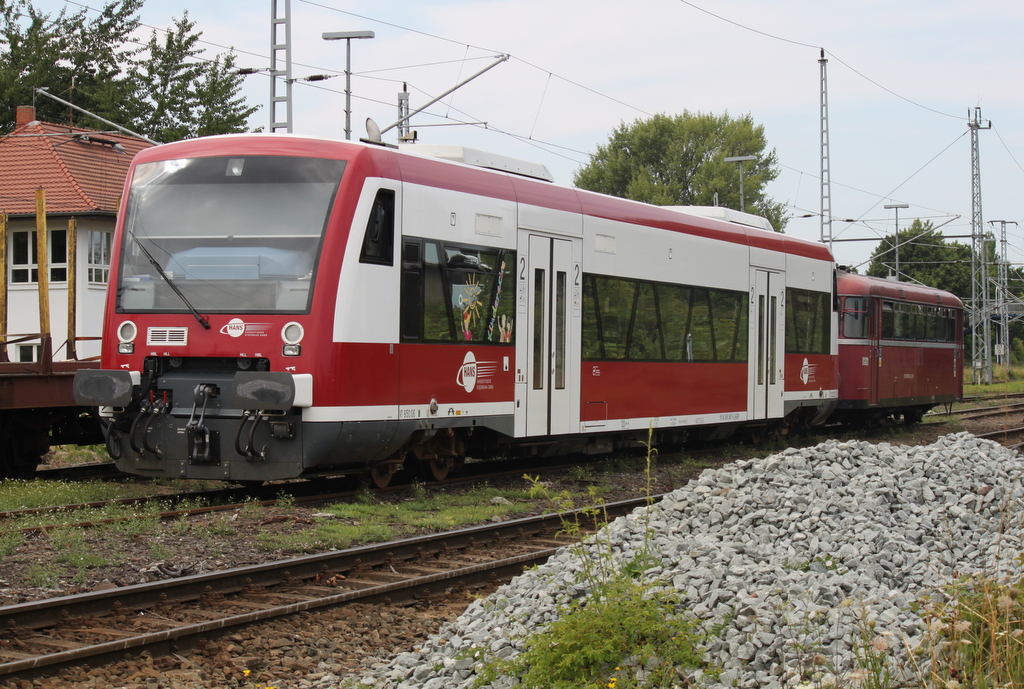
[74,134,840,484]
[833,270,963,426]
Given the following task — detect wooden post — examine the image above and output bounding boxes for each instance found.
[0,212,6,363]
[66,216,77,361]
[35,188,51,372]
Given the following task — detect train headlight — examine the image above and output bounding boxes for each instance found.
[117,320,137,343]
[282,322,304,345]
[282,344,301,357]
[117,320,137,354]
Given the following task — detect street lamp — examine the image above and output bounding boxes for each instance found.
[724,155,757,212]
[884,203,909,281]
[322,30,375,140]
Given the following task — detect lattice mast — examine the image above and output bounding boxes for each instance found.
[819,50,833,250]
[991,220,1017,377]
[270,0,293,133]
[969,107,992,384]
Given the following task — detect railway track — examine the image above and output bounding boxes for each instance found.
[948,402,1024,422]
[0,496,650,683]
[976,426,1024,451]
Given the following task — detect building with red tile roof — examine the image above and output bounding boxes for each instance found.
[0,106,155,362]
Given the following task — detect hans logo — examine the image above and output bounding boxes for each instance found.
[456,351,478,393]
[219,319,272,339]
[800,357,818,385]
[221,318,246,338]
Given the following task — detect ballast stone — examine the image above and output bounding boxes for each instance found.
[311,432,1024,689]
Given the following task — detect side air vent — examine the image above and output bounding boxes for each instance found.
[148,327,188,346]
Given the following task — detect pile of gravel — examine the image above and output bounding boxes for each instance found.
[312,432,1024,689]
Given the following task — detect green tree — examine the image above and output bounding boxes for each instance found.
[866,219,973,300]
[573,111,788,231]
[0,0,256,141]
[0,0,142,129]
[124,13,257,142]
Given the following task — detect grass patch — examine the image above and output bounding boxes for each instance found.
[26,563,61,588]
[0,479,156,511]
[45,444,110,467]
[51,527,115,569]
[5,499,170,532]
[256,483,553,553]
[0,530,24,557]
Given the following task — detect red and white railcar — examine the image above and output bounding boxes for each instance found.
[74,135,838,484]
[833,270,963,425]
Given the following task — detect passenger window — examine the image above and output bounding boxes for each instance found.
[841,297,869,339]
[628,282,663,360]
[713,291,747,361]
[688,289,715,361]
[658,284,692,361]
[785,288,830,354]
[593,276,635,359]
[581,274,746,363]
[400,238,515,344]
[359,189,395,265]
[881,301,895,339]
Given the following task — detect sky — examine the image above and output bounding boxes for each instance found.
[30,0,1024,270]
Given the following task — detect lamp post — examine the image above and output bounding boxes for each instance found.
[884,203,909,281]
[322,30,375,140]
[724,155,757,212]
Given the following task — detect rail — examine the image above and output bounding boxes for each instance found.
[0,496,653,681]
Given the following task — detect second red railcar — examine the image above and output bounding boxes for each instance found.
[834,270,963,426]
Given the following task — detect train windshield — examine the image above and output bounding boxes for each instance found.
[116,155,345,314]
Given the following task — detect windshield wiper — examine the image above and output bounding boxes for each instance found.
[128,231,211,330]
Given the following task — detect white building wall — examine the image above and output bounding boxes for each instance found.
[5,216,113,362]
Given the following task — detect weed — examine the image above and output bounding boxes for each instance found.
[477,576,708,688]
[106,511,160,538]
[171,514,192,536]
[0,530,23,557]
[197,517,238,538]
[407,480,427,502]
[274,490,296,510]
[51,527,112,568]
[240,496,265,519]
[26,563,60,588]
[912,573,1024,687]
[354,485,375,506]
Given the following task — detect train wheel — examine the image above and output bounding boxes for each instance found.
[422,457,453,482]
[369,462,394,489]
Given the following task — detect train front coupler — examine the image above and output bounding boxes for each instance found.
[128,390,171,457]
[185,384,219,464]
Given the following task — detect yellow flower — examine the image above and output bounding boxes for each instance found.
[243,669,251,677]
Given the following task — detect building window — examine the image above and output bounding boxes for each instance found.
[88,230,112,283]
[17,345,40,363]
[10,229,67,283]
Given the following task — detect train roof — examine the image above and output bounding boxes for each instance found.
[661,205,775,232]
[130,134,834,263]
[836,270,964,308]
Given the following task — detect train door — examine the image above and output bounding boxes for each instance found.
[517,233,579,437]
[870,298,884,406]
[750,268,785,420]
